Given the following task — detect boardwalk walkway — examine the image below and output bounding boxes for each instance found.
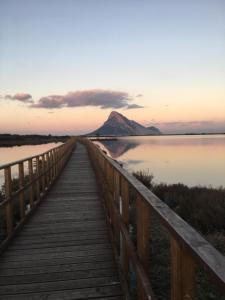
[0,143,123,300]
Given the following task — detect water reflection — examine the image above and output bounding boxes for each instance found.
[96,140,139,158]
[96,135,225,188]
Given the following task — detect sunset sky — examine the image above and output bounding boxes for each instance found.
[0,0,225,134]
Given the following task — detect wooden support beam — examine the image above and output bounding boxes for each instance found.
[41,154,46,193]
[28,159,34,209]
[113,170,121,255]
[46,153,50,187]
[171,237,196,300]
[36,157,40,201]
[136,195,151,300]
[4,167,13,236]
[18,162,25,220]
[121,177,130,285]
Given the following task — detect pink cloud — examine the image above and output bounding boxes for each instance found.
[5,93,33,103]
[31,89,143,110]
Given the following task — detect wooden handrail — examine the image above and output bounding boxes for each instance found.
[0,137,76,252]
[0,143,66,170]
[82,137,225,300]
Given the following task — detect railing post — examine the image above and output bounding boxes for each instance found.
[18,162,25,219]
[49,151,53,183]
[57,148,60,173]
[46,153,50,187]
[54,150,58,176]
[113,170,121,254]
[51,150,54,181]
[121,177,130,285]
[102,159,109,218]
[41,154,46,193]
[171,237,196,300]
[28,159,34,209]
[4,167,13,236]
[136,195,151,300]
[53,149,56,179]
[106,162,113,225]
[58,148,61,171]
[36,157,40,201]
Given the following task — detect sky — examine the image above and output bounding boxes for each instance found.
[0,0,225,134]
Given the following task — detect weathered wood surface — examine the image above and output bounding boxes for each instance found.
[0,143,123,300]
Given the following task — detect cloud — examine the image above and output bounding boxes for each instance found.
[148,120,225,134]
[5,93,33,103]
[126,103,144,109]
[151,121,215,127]
[32,95,62,108]
[136,94,143,98]
[30,89,142,110]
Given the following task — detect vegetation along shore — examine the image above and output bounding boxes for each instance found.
[0,134,69,147]
[133,170,225,300]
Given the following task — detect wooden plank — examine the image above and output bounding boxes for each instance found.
[0,267,117,285]
[0,253,114,269]
[7,238,110,252]
[2,244,113,263]
[19,222,107,234]
[0,260,116,277]
[0,276,119,295]
[5,242,112,257]
[12,228,106,237]
[0,285,123,300]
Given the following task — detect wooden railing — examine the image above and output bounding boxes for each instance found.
[83,138,225,300]
[0,137,76,252]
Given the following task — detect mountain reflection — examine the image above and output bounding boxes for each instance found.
[97,140,140,159]
[94,135,225,187]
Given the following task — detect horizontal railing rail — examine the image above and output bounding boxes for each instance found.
[0,137,76,252]
[83,137,225,300]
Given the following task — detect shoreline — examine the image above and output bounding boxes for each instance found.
[87,132,225,138]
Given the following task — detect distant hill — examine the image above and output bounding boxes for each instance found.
[89,111,161,136]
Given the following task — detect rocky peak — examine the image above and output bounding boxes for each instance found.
[89,111,161,136]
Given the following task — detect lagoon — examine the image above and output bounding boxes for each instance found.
[95,135,225,188]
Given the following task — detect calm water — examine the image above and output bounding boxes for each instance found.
[0,143,62,187]
[96,135,225,188]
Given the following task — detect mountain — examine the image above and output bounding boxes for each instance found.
[89,111,161,136]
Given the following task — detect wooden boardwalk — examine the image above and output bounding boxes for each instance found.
[0,143,123,300]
